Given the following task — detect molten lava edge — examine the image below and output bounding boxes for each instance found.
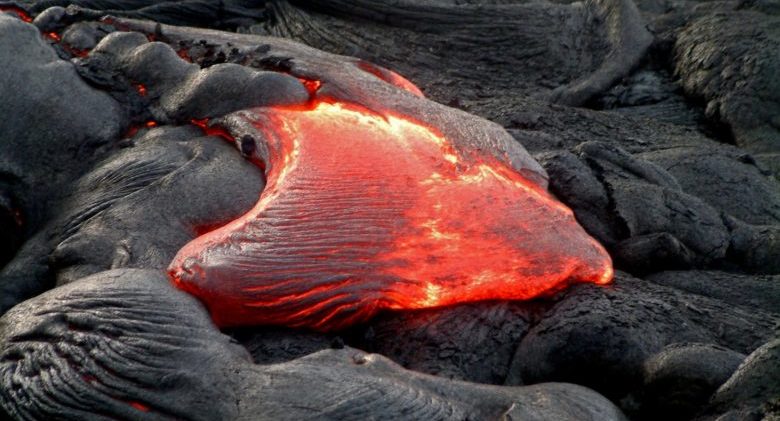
[169,98,613,331]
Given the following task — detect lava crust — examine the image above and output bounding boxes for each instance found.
[169,96,613,331]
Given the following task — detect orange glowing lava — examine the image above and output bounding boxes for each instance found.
[0,6,32,22]
[177,48,190,61]
[134,83,147,97]
[169,97,612,331]
[299,78,322,97]
[358,61,424,97]
[191,118,234,142]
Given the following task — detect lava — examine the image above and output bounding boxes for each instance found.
[0,6,32,22]
[169,97,612,331]
[129,402,149,412]
[358,61,424,97]
[299,78,322,97]
[191,118,234,142]
[134,83,147,97]
[176,48,191,61]
[121,120,158,139]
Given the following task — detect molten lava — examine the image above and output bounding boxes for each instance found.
[0,6,32,22]
[169,95,612,331]
[358,61,424,97]
[134,83,148,97]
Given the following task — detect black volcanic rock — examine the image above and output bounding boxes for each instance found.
[699,339,780,420]
[0,269,248,420]
[0,269,628,421]
[252,0,651,107]
[0,1,779,420]
[540,141,780,274]
[647,270,780,313]
[0,13,124,229]
[48,126,265,286]
[508,272,778,403]
[674,10,780,155]
[358,301,536,384]
[0,125,264,314]
[640,146,780,226]
[641,343,746,420]
[0,12,125,313]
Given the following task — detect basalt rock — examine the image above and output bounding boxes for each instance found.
[646,270,780,313]
[253,0,652,107]
[640,343,746,420]
[0,13,124,237]
[357,301,536,384]
[0,125,263,314]
[674,10,780,155]
[539,142,780,274]
[0,12,125,311]
[0,1,779,420]
[698,339,780,421]
[508,272,778,404]
[0,269,627,421]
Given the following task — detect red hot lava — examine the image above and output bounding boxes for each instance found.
[169,88,612,331]
[358,61,424,97]
[0,6,32,22]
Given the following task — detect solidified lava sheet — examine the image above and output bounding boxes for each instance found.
[169,98,613,330]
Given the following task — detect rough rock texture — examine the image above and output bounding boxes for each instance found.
[0,0,779,420]
[507,273,778,409]
[0,12,125,313]
[640,145,780,226]
[674,11,780,154]
[255,0,652,107]
[641,343,746,420]
[358,301,537,384]
[0,125,264,314]
[0,269,627,421]
[0,12,123,246]
[647,270,780,313]
[539,142,780,274]
[698,339,780,421]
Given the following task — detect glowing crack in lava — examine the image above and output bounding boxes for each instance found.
[169,99,613,331]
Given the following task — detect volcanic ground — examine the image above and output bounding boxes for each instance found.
[0,1,778,420]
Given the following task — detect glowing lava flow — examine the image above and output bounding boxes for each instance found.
[0,6,32,22]
[357,61,425,97]
[169,99,612,331]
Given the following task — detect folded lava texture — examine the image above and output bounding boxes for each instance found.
[18,9,614,331]
[0,269,627,420]
[169,98,613,331]
[1,1,779,420]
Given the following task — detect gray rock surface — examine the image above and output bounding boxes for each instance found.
[0,124,264,314]
[0,13,124,229]
[647,270,780,313]
[0,269,627,421]
[540,141,780,274]
[358,301,536,384]
[0,12,125,309]
[508,273,777,403]
[641,343,746,420]
[699,339,780,421]
[0,1,779,420]
[674,10,780,154]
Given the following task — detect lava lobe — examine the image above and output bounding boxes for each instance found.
[169,97,613,331]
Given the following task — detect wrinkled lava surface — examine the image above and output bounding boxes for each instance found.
[169,96,612,331]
